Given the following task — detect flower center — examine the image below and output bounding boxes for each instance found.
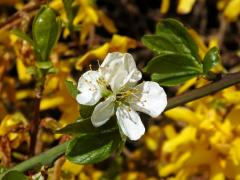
[116,87,140,103]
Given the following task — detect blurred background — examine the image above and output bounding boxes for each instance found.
[0,0,239,179]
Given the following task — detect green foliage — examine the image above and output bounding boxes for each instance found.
[144,52,202,86]
[56,118,118,136]
[61,99,126,164]
[203,47,220,74]
[11,6,62,79]
[0,170,28,180]
[66,130,122,164]
[142,18,206,86]
[62,0,79,31]
[79,105,96,119]
[65,80,78,98]
[0,166,7,174]
[36,61,53,70]
[32,6,61,61]
[63,109,125,164]
[142,34,193,55]
[11,29,34,46]
[156,19,199,59]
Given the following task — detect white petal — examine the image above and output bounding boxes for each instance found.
[116,105,145,141]
[76,70,102,106]
[129,81,167,117]
[100,52,142,92]
[91,96,115,127]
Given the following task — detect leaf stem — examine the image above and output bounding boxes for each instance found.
[7,72,240,173]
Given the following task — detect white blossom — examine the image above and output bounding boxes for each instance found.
[76,52,167,140]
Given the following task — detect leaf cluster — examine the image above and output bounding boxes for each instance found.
[142,19,220,86]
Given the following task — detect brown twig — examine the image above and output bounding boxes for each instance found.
[0,0,47,30]
[217,15,228,48]
[0,137,11,167]
[52,157,65,180]
[34,128,44,155]
[29,85,44,156]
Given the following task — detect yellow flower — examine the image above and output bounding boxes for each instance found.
[75,34,137,70]
[61,159,83,175]
[218,0,240,21]
[160,0,240,22]
[0,112,29,149]
[40,60,79,126]
[160,0,170,14]
[50,0,117,42]
[177,0,197,14]
[159,86,240,179]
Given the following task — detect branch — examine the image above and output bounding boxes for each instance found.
[165,73,240,110]
[30,84,44,156]
[7,72,240,173]
[9,142,67,173]
[0,0,47,30]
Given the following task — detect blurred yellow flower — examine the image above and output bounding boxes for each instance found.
[51,0,117,43]
[218,0,240,21]
[159,86,240,179]
[75,34,137,70]
[177,0,197,14]
[160,0,240,22]
[0,112,29,149]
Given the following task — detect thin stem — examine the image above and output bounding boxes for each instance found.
[0,0,47,30]
[165,73,240,110]
[5,72,240,174]
[30,83,44,156]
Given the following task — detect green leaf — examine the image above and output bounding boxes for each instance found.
[47,67,58,74]
[11,29,34,46]
[80,105,95,119]
[156,18,199,60]
[65,80,78,97]
[66,130,122,164]
[1,170,28,180]
[62,0,79,32]
[144,52,202,86]
[36,61,53,69]
[0,166,7,174]
[62,0,74,21]
[151,73,198,86]
[142,33,192,55]
[32,6,61,61]
[56,117,118,136]
[203,47,220,74]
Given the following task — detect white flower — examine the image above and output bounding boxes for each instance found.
[76,52,167,140]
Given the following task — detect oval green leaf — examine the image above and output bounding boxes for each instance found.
[32,6,61,61]
[66,130,122,164]
[156,18,199,60]
[203,47,220,74]
[11,29,34,47]
[142,33,192,55]
[144,52,202,86]
[56,117,118,136]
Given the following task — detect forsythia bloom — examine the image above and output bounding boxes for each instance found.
[76,52,167,140]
